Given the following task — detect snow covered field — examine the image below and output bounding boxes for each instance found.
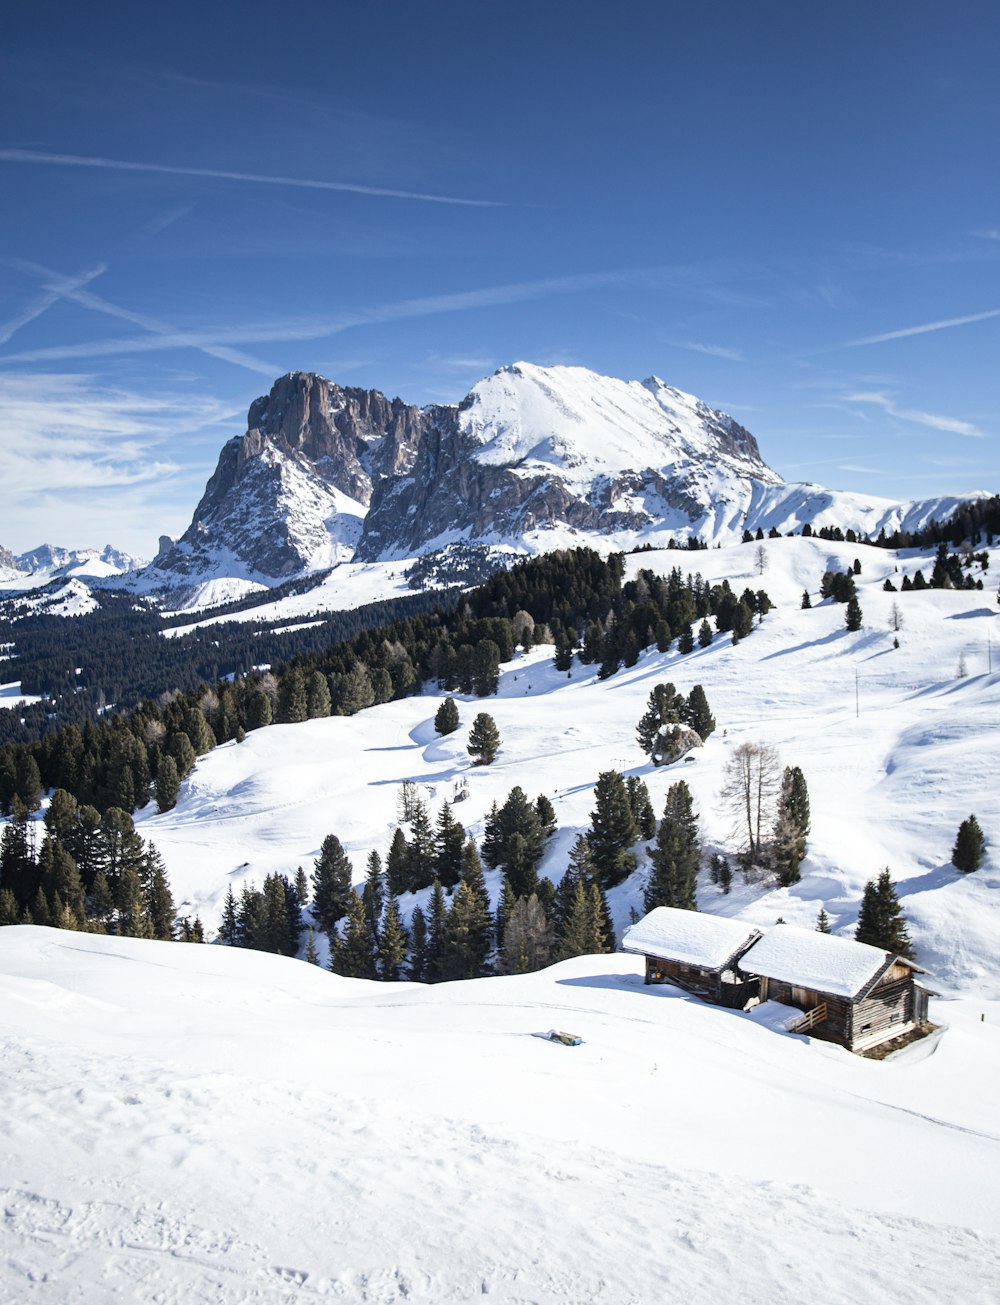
[4,533,1000,1302]
[2,927,999,1304]
[138,535,1000,996]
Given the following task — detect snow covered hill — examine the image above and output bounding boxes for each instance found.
[5,533,1000,1302]
[133,534,1000,998]
[2,926,999,1304]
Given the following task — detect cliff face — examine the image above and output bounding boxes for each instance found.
[150,362,787,583]
[153,372,432,580]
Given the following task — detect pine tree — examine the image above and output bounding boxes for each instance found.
[732,601,754,642]
[88,871,114,931]
[362,850,386,939]
[697,619,713,649]
[495,875,517,947]
[855,868,913,958]
[278,669,308,724]
[294,865,309,906]
[678,623,695,654]
[262,873,292,955]
[480,787,546,897]
[434,697,460,736]
[433,801,466,889]
[467,712,501,765]
[385,826,412,897]
[407,906,429,981]
[443,880,494,979]
[772,766,810,886]
[626,776,657,840]
[425,879,449,983]
[845,595,863,631]
[32,885,51,927]
[684,685,716,740]
[644,780,700,912]
[587,770,639,888]
[0,886,19,924]
[407,802,436,892]
[816,907,832,933]
[305,927,320,965]
[115,860,151,938]
[306,670,332,719]
[951,815,985,873]
[154,754,180,813]
[38,836,85,925]
[311,834,354,934]
[330,889,377,978]
[377,898,408,980]
[557,879,609,960]
[801,589,812,609]
[219,884,239,945]
[534,794,557,839]
[140,843,176,940]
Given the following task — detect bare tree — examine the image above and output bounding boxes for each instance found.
[889,602,904,634]
[754,544,768,575]
[720,741,781,861]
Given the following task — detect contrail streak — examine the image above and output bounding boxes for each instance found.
[0,148,503,208]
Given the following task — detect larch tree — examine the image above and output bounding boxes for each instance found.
[720,741,781,863]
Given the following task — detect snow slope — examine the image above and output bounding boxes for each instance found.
[2,926,999,1304]
[132,535,1000,998]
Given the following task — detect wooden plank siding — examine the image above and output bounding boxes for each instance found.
[761,977,853,1046]
[761,971,917,1052]
[849,976,915,1049]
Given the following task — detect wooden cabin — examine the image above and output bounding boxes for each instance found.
[621,908,762,1009]
[737,925,932,1053]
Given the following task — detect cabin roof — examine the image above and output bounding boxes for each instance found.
[738,925,897,1000]
[621,908,760,971]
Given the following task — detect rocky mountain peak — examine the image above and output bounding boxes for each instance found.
[149,362,789,584]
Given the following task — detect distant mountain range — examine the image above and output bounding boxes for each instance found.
[1,362,986,610]
[0,543,143,585]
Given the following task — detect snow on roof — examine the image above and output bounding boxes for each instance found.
[738,926,891,1000]
[621,908,760,970]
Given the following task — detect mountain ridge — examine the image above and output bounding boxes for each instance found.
[147,362,986,595]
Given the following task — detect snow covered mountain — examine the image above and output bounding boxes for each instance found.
[146,363,979,599]
[0,542,144,590]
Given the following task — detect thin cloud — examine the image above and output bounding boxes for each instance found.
[847,308,1000,346]
[842,390,984,438]
[0,263,107,346]
[10,258,279,376]
[0,147,502,208]
[0,373,239,526]
[669,340,744,362]
[0,267,661,367]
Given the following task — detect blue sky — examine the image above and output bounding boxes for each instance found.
[1,0,998,556]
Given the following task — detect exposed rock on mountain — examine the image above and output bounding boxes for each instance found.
[144,361,985,599]
[152,372,429,581]
[355,364,781,559]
